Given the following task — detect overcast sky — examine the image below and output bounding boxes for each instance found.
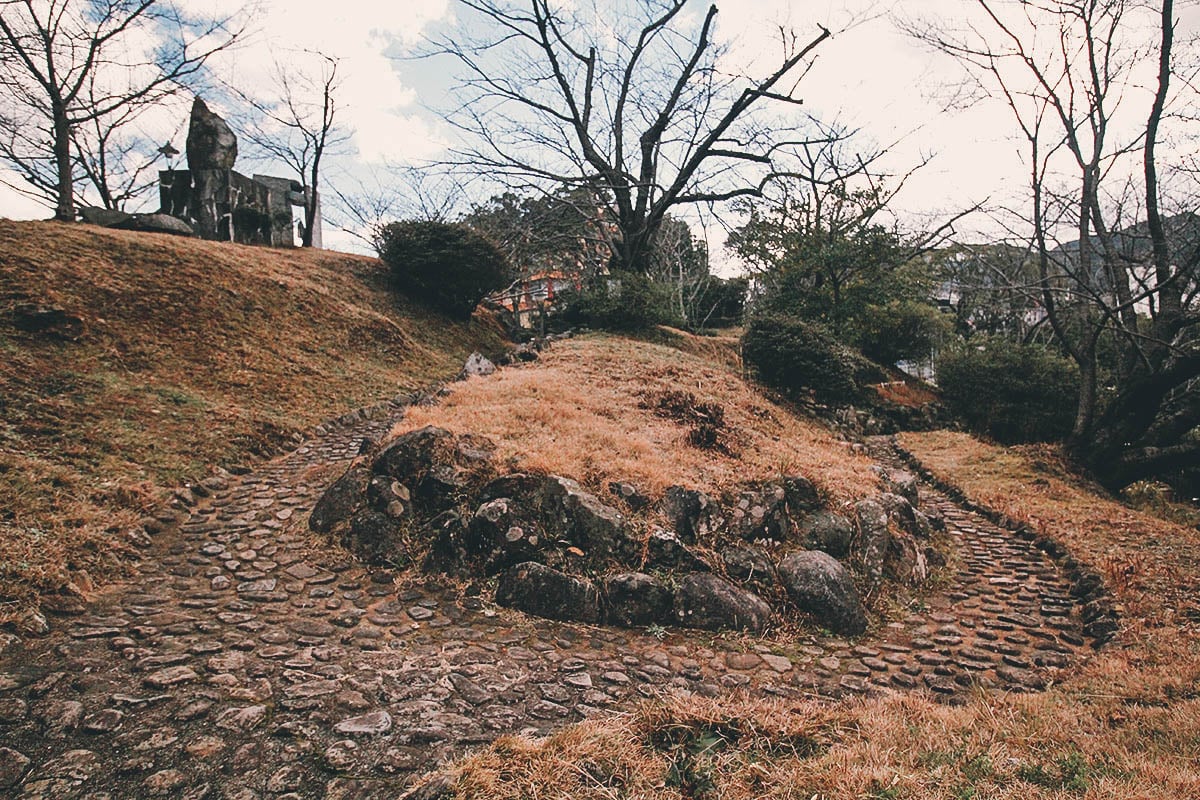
[1,0,1194,265]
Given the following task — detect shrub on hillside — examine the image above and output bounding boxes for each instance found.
[741,313,865,405]
[853,300,952,365]
[375,221,510,319]
[561,272,680,331]
[937,340,1080,443]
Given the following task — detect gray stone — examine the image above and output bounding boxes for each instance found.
[781,475,821,511]
[798,511,854,557]
[542,476,630,562]
[720,545,776,587]
[113,213,194,237]
[602,572,673,627]
[659,485,716,544]
[186,97,237,171]
[342,509,404,564]
[462,352,496,377]
[309,466,370,534]
[728,485,790,542]
[778,551,868,637]
[645,527,708,572]
[79,206,132,228]
[334,710,393,735]
[675,573,773,633]
[495,562,601,624]
[854,498,890,591]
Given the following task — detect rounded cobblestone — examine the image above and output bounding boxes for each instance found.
[0,413,1093,795]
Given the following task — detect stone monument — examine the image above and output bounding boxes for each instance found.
[158,97,320,247]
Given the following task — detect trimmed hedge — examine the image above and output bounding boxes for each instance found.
[741,313,867,405]
[375,221,510,319]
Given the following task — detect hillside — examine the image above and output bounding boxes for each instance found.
[0,220,505,623]
[422,433,1200,800]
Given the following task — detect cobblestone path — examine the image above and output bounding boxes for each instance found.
[0,408,1093,799]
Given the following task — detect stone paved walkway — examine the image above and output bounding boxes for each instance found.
[0,408,1092,799]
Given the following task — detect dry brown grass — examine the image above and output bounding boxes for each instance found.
[0,220,505,621]
[421,431,1200,800]
[897,431,1200,623]
[394,333,878,506]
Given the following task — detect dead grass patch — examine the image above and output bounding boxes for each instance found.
[429,430,1200,799]
[393,334,878,506]
[0,220,504,620]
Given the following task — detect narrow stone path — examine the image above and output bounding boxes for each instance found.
[0,410,1092,799]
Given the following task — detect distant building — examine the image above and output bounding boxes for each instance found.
[487,270,581,329]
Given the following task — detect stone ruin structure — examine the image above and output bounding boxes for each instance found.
[158,98,321,247]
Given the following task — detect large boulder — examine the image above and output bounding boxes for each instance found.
[720,545,776,588]
[882,469,920,506]
[887,530,929,585]
[797,510,854,558]
[853,498,890,592]
[113,213,193,236]
[781,475,821,512]
[309,466,371,534]
[372,427,495,510]
[186,97,237,171]
[466,496,548,573]
[342,509,406,564]
[778,551,867,636]
[462,352,496,378]
[877,492,933,541]
[645,527,708,572]
[659,486,717,544]
[79,206,132,227]
[675,573,773,633]
[373,426,454,479]
[603,573,674,627]
[495,562,601,623]
[540,476,631,563]
[728,485,790,542]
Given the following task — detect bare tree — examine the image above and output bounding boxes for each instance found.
[328,165,469,249]
[906,0,1200,489]
[0,1,248,221]
[727,116,972,336]
[423,0,835,274]
[237,50,349,247]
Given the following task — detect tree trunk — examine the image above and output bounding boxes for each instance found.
[52,103,74,221]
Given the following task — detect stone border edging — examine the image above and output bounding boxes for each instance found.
[887,436,1120,648]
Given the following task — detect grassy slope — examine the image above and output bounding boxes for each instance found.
[0,220,505,621]
[417,433,1200,800]
[396,333,879,504]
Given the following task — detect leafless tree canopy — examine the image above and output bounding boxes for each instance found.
[906,0,1200,489]
[424,0,832,273]
[236,50,350,247]
[0,0,247,219]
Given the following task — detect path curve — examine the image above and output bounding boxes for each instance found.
[0,409,1090,799]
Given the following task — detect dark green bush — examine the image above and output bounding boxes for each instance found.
[853,300,952,365]
[741,313,864,405]
[689,276,748,329]
[375,220,510,319]
[937,340,1080,443]
[561,272,680,331]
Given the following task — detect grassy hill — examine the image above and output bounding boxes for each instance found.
[4,220,1198,798]
[0,220,505,623]
[421,432,1200,800]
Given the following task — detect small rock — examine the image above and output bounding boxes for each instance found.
[0,747,31,789]
[334,710,393,735]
